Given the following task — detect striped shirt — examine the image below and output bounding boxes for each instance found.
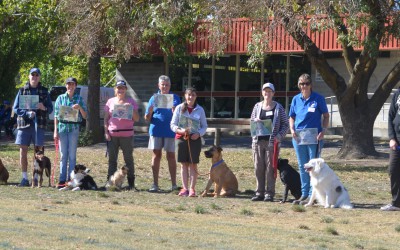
[54,92,87,133]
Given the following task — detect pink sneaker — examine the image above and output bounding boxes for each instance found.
[178,189,189,197]
[189,189,196,197]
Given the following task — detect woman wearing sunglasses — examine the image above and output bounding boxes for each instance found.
[289,73,329,205]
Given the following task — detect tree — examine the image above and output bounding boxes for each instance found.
[58,0,201,143]
[197,0,400,158]
[0,0,59,100]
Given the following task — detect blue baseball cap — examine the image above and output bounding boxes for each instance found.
[29,68,41,76]
[116,80,127,87]
[3,100,10,105]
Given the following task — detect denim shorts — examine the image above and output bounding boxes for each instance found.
[148,136,175,152]
[15,126,45,146]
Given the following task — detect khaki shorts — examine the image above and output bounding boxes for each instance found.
[148,136,175,152]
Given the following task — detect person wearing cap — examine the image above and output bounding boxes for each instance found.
[289,73,329,204]
[250,82,289,202]
[104,80,139,189]
[144,75,180,192]
[53,77,88,188]
[13,67,53,187]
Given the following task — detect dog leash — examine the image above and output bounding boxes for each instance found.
[51,138,59,187]
[272,139,279,179]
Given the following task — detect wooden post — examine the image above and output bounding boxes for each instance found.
[214,128,221,146]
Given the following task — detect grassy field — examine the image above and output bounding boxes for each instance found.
[0,141,399,250]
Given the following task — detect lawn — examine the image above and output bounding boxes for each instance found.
[0,138,399,250]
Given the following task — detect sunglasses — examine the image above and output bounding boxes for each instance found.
[31,73,39,77]
[299,81,311,86]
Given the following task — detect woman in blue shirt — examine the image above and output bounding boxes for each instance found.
[289,73,329,204]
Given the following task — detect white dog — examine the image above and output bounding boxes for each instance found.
[304,158,353,209]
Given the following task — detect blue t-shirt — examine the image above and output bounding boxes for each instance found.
[289,91,328,133]
[145,91,181,138]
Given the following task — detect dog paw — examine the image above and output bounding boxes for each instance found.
[304,203,312,207]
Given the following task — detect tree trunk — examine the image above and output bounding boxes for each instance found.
[86,51,102,144]
[337,103,379,159]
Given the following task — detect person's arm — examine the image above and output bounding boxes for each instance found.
[289,116,297,139]
[132,109,139,122]
[43,92,53,114]
[144,105,153,121]
[104,101,111,141]
[389,91,399,150]
[276,105,289,141]
[170,105,186,135]
[317,112,329,141]
[75,96,88,119]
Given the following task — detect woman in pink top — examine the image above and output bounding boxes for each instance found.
[104,80,139,189]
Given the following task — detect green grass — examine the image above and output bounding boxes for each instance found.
[0,141,398,249]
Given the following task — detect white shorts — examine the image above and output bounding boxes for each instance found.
[148,136,175,152]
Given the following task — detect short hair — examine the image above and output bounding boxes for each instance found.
[158,75,171,84]
[298,73,312,85]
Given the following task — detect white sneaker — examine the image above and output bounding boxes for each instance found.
[380,204,400,211]
[148,184,159,192]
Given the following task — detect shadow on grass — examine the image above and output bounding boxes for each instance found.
[332,165,388,173]
[352,203,385,210]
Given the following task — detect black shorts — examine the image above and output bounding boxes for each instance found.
[175,137,202,163]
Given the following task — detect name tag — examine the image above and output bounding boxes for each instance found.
[308,107,315,112]
[265,111,273,116]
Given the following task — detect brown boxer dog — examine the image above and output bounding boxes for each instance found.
[201,145,238,197]
[0,159,9,184]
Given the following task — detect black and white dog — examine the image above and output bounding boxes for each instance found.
[59,164,97,191]
[277,159,302,203]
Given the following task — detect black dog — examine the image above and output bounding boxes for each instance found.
[33,151,51,187]
[277,159,301,203]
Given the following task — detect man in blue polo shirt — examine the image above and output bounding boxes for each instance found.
[144,75,181,192]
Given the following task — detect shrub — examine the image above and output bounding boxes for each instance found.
[78,130,93,147]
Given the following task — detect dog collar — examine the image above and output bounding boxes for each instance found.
[211,159,224,169]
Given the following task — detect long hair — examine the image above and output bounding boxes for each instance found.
[181,87,197,114]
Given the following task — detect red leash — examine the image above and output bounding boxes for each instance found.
[51,139,59,187]
[272,139,279,179]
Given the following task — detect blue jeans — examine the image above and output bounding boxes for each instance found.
[58,128,79,182]
[292,138,323,197]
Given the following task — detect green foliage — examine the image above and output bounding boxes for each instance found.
[298,224,310,230]
[0,0,61,99]
[240,208,253,216]
[194,205,206,214]
[326,226,339,236]
[292,205,306,212]
[321,216,334,223]
[78,130,94,147]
